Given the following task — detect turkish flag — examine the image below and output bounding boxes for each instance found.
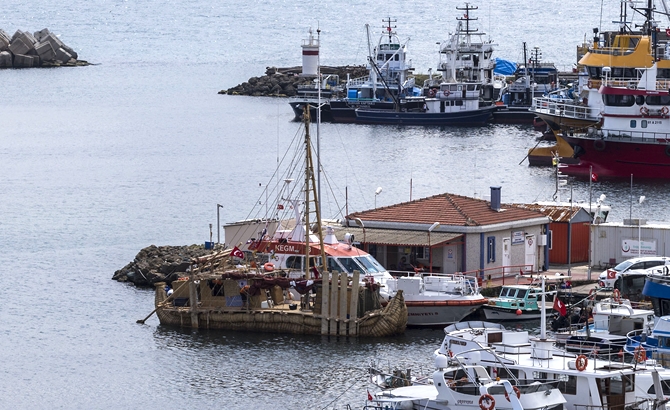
[607,269,616,279]
[230,246,245,259]
[591,172,598,182]
[553,297,567,316]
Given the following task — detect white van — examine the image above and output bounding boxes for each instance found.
[599,256,670,289]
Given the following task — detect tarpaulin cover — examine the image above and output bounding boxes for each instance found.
[494,58,517,75]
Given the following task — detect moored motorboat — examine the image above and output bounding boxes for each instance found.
[482,283,553,321]
[367,349,567,410]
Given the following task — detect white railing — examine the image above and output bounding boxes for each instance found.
[531,97,599,121]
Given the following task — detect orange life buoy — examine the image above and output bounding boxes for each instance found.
[575,354,588,371]
[479,394,496,410]
[428,89,436,98]
[634,345,647,363]
[612,288,621,303]
[443,89,451,97]
[505,386,521,401]
[263,262,274,272]
[662,106,669,116]
[641,106,649,116]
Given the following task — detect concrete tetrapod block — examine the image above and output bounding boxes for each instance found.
[35,41,56,62]
[13,53,35,68]
[43,33,64,51]
[0,51,13,68]
[0,30,10,51]
[34,28,50,42]
[9,37,30,55]
[55,47,72,64]
[11,29,23,42]
[61,44,77,60]
[19,31,37,47]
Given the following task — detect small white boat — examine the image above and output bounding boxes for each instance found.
[367,349,567,410]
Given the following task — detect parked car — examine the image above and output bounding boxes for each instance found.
[599,256,670,290]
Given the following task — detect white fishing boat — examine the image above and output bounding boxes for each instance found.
[366,348,567,410]
[437,276,670,410]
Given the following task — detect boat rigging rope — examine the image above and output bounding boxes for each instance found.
[317,376,361,410]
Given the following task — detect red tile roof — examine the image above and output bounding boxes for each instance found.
[348,193,547,226]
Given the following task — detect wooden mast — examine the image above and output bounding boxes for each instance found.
[302,107,327,280]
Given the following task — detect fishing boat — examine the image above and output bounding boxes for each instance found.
[352,4,497,126]
[149,109,408,337]
[528,0,670,167]
[328,18,418,123]
[493,45,559,124]
[556,294,655,356]
[438,276,670,410]
[626,315,670,368]
[366,348,567,410]
[482,283,552,321]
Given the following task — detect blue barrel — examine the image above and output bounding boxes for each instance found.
[205,241,214,249]
[347,89,358,99]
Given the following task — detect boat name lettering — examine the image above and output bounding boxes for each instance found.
[457,400,474,405]
[647,121,662,125]
[449,339,467,346]
[408,312,437,316]
[276,244,300,253]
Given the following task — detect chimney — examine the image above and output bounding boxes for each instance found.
[490,186,501,211]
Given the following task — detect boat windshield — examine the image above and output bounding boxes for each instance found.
[355,255,384,273]
[334,257,364,274]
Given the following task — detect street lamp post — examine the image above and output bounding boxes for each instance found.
[375,186,383,209]
[217,204,224,244]
[428,222,440,273]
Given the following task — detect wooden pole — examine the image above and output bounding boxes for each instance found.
[329,273,339,335]
[321,273,330,335]
[189,278,199,328]
[349,271,360,336]
[338,271,348,335]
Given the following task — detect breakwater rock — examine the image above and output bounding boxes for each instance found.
[219,65,368,97]
[0,28,89,68]
[113,244,220,287]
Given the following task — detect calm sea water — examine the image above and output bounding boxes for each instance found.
[2,0,670,408]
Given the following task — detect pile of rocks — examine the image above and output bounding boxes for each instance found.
[220,65,368,97]
[112,244,219,287]
[0,28,87,68]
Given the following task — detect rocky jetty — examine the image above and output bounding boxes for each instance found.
[0,28,89,68]
[113,244,220,287]
[220,65,368,97]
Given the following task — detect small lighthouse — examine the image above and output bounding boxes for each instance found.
[301,28,319,76]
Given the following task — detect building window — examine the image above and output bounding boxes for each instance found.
[487,236,496,263]
[548,230,553,250]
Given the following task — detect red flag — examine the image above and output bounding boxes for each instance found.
[591,172,598,182]
[311,266,320,279]
[553,297,567,316]
[277,204,284,210]
[367,390,373,401]
[230,246,245,259]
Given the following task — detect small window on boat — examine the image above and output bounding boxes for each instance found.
[394,54,399,61]
[647,380,670,395]
[635,95,645,105]
[467,84,476,91]
[557,374,577,395]
[630,120,637,128]
[641,120,648,128]
[286,256,302,270]
[455,100,463,107]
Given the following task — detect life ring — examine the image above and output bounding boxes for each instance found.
[634,345,647,363]
[588,288,596,299]
[594,139,606,151]
[443,89,451,97]
[575,354,588,371]
[505,386,521,401]
[479,394,496,410]
[662,106,669,116]
[640,106,649,116]
[428,89,436,98]
[263,262,274,272]
[612,288,621,303]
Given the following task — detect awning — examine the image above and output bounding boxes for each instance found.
[335,227,462,247]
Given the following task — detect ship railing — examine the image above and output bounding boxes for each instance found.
[588,46,636,57]
[574,398,659,410]
[580,128,670,144]
[531,97,598,120]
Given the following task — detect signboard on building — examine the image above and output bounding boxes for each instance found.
[512,230,524,245]
[621,239,657,257]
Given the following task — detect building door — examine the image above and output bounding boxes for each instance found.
[525,235,536,272]
[444,245,457,273]
[502,238,511,274]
